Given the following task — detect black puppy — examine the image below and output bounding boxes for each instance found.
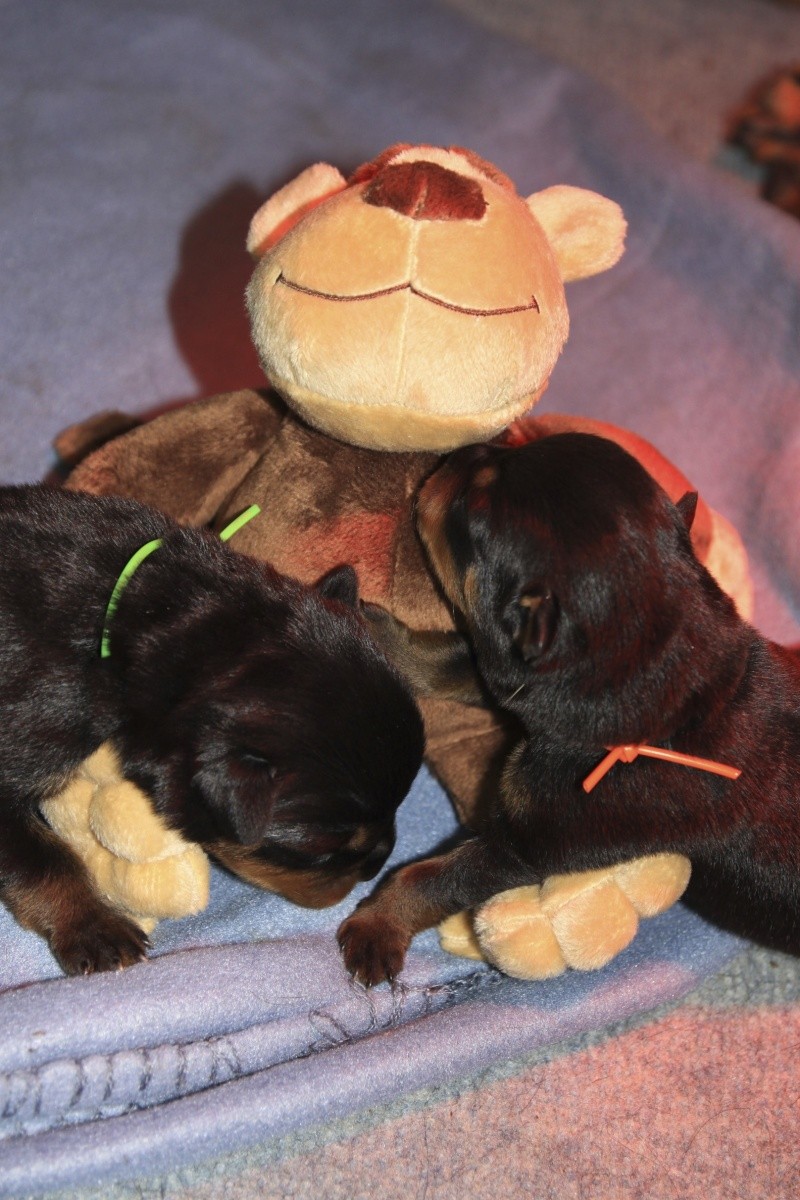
[0,485,423,975]
[338,432,800,985]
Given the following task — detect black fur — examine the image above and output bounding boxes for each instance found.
[0,485,423,974]
[339,433,800,984]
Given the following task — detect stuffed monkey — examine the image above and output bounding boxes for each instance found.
[56,145,753,977]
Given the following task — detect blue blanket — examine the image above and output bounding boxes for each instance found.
[1,0,799,1192]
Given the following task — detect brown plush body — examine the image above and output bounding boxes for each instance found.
[69,392,731,823]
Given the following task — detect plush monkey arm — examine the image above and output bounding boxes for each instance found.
[439,853,692,979]
[66,389,284,525]
[363,604,487,706]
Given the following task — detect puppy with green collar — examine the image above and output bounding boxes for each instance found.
[0,486,422,974]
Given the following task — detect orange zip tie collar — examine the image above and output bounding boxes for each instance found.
[582,743,741,794]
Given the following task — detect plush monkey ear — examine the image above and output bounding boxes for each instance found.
[676,491,699,532]
[315,564,360,608]
[526,185,627,282]
[516,590,559,661]
[246,162,348,258]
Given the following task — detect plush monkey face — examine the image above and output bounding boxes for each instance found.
[246,145,626,452]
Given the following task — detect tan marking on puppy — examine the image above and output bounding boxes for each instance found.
[463,564,479,610]
[4,865,148,972]
[499,742,530,822]
[339,860,448,984]
[344,825,373,852]
[358,856,457,933]
[210,841,359,908]
[4,821,100,936]
[416,466,465,610]
[5,875,85,936]
[472,464,498,489]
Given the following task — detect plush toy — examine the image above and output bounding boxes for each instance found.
[56,144,754,974]
[41,744,209,934]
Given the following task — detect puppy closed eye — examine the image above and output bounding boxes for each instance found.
[236,750,277,776]
[270,821,390,865]
[259,825,367,870]
[280,828,351,859]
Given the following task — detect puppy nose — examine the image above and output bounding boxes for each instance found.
[362,161,487,221]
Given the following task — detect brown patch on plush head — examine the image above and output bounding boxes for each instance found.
[348,143,415,187]
[349,144,517,196]
[363,161,487,221]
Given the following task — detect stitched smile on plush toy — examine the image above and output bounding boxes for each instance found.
[275,272,540,317]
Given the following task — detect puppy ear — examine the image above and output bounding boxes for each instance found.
[676,491,699,532]
[197,755,277,846]
[316,564,359,607]
[516,590,558,661]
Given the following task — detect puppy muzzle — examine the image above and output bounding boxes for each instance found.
[416,444,497,613]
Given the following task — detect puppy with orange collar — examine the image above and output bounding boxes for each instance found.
[338,433,800,985]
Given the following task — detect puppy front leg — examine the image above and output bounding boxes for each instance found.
[0,807,149,975]
[363,603,486,705]
[338,837,530,985]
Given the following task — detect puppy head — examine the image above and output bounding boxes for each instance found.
[159,565,424,907]
[417,433,729,741]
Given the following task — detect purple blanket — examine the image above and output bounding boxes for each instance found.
[1,0,799,1192]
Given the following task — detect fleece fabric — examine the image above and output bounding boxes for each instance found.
[1,0,799,1192]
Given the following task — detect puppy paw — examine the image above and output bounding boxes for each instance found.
[361,604,410,658]
[52,908,149,975]
[337,910,409,987]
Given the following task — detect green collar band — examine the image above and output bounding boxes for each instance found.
[100,504,261,659]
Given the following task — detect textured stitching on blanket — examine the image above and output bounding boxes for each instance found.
[0,1035,245,1138]
[0,968,502,1136]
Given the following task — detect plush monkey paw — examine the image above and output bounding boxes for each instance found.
[42,744,210,933]
[438,854,691,979]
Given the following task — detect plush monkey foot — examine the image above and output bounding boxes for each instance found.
[438,854,691,980]
[42,744,210,933]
